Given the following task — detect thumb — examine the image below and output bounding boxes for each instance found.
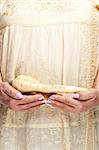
[2,82,23,100]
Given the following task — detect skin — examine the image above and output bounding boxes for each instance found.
[0,70,99,113]
[48,70,99,113]
[0,80,45,112]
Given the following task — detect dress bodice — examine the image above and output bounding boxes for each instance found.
[0,1,99,150]
[0,0,97,28]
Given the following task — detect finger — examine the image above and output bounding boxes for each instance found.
[50,100,76,112]
[0,83,4,89]
[73,88,97,101]
[20,105,40,112]
[49,94,78,107]
[2,82,23,100]
[0,90,10,105]
[18,94,44,104]
[81,98,96,110]
[18,101,43,110]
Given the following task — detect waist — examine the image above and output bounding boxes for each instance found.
[0,12,92,28]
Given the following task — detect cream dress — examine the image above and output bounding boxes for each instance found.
[0,0,99,150]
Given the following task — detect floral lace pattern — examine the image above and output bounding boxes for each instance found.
[0,0,96,16]
[0,0,99,150]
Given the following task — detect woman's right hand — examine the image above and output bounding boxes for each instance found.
[0,82,44,112]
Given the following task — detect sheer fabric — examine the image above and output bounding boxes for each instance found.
[0,0,99,150]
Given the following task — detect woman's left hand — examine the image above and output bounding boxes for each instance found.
[48,88,99,113]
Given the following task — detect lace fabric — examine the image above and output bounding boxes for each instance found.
[0,0,99,150]
[0,0,96,15]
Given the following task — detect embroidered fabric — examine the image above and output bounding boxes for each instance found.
[0,0,99,150]
[0,0,95,15]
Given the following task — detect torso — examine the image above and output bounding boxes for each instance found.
[0,1,99,150]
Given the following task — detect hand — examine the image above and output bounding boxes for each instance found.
[0,82,44,112]
[48,88,99,113]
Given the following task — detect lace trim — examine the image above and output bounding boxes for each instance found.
[0,0,96,16]
[79,7,98,150]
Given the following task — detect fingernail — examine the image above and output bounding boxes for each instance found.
[47,100,52,104]
[38,96,44,101]
[72,94,79,99]
[16,93,23,99]
[49,96,55,100]
[41,100,46,104]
